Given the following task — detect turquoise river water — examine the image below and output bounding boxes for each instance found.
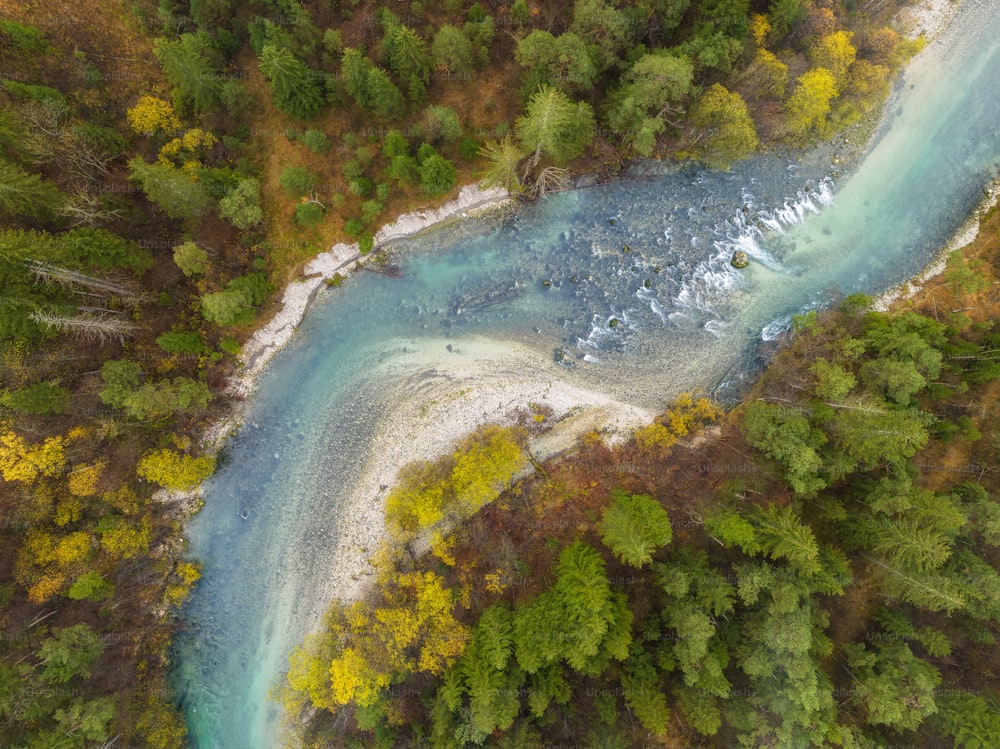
[172,1,1000,745]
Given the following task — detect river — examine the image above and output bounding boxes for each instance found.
[171,1,1000,745]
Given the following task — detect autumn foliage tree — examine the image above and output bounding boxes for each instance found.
[136,449,215,492]
[385,425,525,540]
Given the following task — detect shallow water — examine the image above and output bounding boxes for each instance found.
[172,2,1000,745]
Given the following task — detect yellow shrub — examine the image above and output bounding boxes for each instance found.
[54,496,84,527]
[68,460,105,497]
[127,95,180,136]
[0,430,66,483]
[53,531,91,566]
[28,572,66,604]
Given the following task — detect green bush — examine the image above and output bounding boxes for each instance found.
[279,165,318,198]
[359,232,374,255]
[387,155,420,185]
[361,200,383,225]
[173,241,210,277]
[298,128,331,154]
[72,123,126,157]
[228,272,270,305]
[344,218,365,239]
[420,154,456,197]
[2,381,70,415]
[67,571,114,602]
[417,142,438,164]
[348,177,374,197]
[382,130,410,159]
[341,159,366,181]
[219,337,241,356]
[295,202,325,226]
[459,137,481,160]
[219,178,264,230]
[2,80,65,105]
[422,105,463,143]
[156,330,208,355]
[0,19,48,53]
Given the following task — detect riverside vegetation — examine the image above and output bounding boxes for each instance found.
[285,214,1000,746]
[0,0,942,745]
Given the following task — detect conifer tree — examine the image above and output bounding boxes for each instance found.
[478,135,525,194]
[598,490,673,567]
[620,646,669,734]
[844,639,940,731]
[258,43,325,120]
[0,159,64,219]
[516,86,595,167]
[153,32,222,113]
[385,24,431,99]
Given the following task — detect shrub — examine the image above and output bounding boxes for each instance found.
[279,165,318,198]
[0,19,48,53]
[459,137,481,160]
[295,202,325,226]
[423,105,463,143]
[99,360,142,408]
[382,130,410,159]
[348,177,374,197]
[361,200,383,225]
[137,449,216,492]
[63,228,152,274]
[219,178,264,230]
[127,95,180,136]
[219,337,241,356]
[173,241,210,276]
[344,218,366,239]
[67,571,113,602]
[2,381,70,415]
[298,128,331,154]
[156,330,207,355]
[420,154,456,196]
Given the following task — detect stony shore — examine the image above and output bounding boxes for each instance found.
[235,184,511,395]
[321,337,657,603]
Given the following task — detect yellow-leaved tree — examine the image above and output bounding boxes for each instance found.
[316,569,470,709]
[784,68,838,139]
[635,392,723,450]
[0,429,66,483]
[137,448,215,491]
[127,95,181,136]
[811,30,857,93]
[68,460,105,496]
[385,425,525,540]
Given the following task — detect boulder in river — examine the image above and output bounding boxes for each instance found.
[730,251,750,269]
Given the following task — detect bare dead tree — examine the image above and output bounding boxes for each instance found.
[21,98,70,142]
[28,261,135,299]
[58,192,126,226]
[30,309,137,344]
[60,133,118,184]
[530,166,570,199]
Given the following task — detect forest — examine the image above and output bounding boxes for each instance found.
[0,0,948,746]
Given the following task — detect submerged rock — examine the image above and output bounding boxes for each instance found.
[731,251,750,269]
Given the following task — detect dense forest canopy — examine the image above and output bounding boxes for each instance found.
[0,0,958,746]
